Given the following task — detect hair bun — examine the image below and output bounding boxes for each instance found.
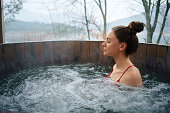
[128,21,144,33]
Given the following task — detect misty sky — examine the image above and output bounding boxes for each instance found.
[20,0,143,22]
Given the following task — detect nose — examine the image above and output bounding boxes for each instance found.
[102,41,106,47]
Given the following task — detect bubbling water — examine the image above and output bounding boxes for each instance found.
[0,64,169,113]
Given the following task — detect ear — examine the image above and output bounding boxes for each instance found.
[119,42,127,51]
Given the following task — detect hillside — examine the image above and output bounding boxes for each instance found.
[5,12,170,44]
[107,13,170,44]
[107,13,145,30]
[15,9,72,24]
[108,13,170,31]
[5,20,82,33]
[5,20,85,43]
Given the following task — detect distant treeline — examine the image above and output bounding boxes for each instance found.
[5,20,84,34]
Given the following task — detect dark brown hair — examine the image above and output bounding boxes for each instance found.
[112,21,144,56]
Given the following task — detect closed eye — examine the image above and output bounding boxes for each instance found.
[107,38,111,43]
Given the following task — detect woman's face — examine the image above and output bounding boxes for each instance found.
[102,30,122,57]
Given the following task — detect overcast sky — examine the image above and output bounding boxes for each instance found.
[21,0,143,22]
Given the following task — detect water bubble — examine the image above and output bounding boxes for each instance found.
[0,64,169,113]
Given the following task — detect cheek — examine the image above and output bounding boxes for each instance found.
[108,43,120,53]
[108,42,118,49]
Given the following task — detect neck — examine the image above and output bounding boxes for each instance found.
[113,53,133,70]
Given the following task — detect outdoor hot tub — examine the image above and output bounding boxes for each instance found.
[0,41,170,113]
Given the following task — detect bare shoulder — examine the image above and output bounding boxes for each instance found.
[122,66,143,87]
[128,66,141,77]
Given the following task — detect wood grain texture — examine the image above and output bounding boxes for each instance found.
[4,44,15,70]
[72,41,81,63]
[89,41,100,63]
[14,43,25,69]
[43,42,53,65]
[24,43,35,68]
[80,41,90,63]
[156,45,167,72]
[166,46,170,73]
[0,42,169,74]
[146,44,157,69]
[98,41,105,64]
[34,42,44,66]
[0,45,2,71]
[52,41,62,64]
[135,43,147,67]
[64,41,73,63]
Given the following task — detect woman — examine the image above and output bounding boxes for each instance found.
[102,21,144,87]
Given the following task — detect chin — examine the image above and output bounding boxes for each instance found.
[103,52,108,56]
[103,52,113,57]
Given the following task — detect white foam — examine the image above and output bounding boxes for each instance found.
[0,64,169,113]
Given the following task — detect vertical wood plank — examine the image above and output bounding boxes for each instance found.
[146,44,157,69]
[135,43,147,67]
[156,45,167,72]
[14,43,25,69]
[72,41,81,63]
[53,41,62,64]
[4,44,15,70]
[43,42,53,65]
[34,42,44,66]
[129,53,137,65]
[58,41,68,63]
[24,43,35,68]
[89,41,100,63]
[0,45,2,71]
[166,46,170,74]
[64,41,73,63]
[99,41,105,64]
[80,41,90,63]
[0,42,169,74]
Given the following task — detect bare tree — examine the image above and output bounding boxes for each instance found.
[47,6,57,39]
[83,0,90,40]
[43,0,107,40]
[3,0,26,23]
[64,0,103,40]
[142,0,162,43]
[157,0,169,43]
[93,0,107,39]
[163,34,170,45]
